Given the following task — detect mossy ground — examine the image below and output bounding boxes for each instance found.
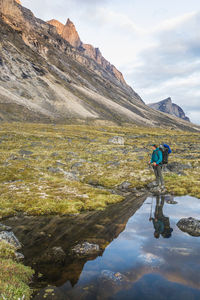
[0,241,34,300]
[0,123,199,219]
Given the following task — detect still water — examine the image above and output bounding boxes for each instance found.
[29,195,200,300]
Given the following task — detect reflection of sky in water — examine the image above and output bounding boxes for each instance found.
[78,195,200,296]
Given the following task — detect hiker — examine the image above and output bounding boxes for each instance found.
[150,144,164,188]
[149,195,173,239]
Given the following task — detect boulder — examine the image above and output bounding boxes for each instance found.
[108,136,125,145]
[71,242,100,256]
[0,231,22,249]
[177,217,200,237]
[118,181,131,190]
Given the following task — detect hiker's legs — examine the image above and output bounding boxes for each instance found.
[157,165,164,186]
[153,166,159,185]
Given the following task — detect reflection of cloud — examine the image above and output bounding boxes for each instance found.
[138,253,164,265]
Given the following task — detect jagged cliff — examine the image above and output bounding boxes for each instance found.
[0,0,198,131]
[148,98,190,122]
[47,18,127,85]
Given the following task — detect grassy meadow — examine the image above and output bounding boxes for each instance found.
[0,122,199,219]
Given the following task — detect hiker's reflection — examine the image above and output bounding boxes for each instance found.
[149,195,173,239]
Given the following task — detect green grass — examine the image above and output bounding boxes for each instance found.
[0,122,199,219]
[0,241,34,300]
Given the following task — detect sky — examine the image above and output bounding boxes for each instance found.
[21,0,200,124]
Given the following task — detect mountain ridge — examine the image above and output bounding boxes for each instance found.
[0,0,199,131]
[47,18,127,86]
[148,97,190,122]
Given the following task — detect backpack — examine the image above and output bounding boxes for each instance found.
[159,144,171,164]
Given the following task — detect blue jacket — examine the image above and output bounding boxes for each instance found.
[151,148,163,165]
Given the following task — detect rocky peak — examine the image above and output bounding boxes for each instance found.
[148,98,190,122]
[48,18,81,48]
[47,18,126,85]
[15,0,21,4]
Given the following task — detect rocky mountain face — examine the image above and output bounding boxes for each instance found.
[47,18,126,85]
[0,0,198,131]
[148,98,190,122]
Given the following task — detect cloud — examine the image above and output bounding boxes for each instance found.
[124,11,200,124]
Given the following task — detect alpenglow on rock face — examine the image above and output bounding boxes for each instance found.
[47,18,126,85]
[148,97,190,122]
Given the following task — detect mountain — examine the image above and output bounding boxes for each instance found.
[0,0,199,131]
[148,98,190,122]
[47,18,127,85]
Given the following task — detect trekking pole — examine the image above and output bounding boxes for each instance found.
[150,196,153,220]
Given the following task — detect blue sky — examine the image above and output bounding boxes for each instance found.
[22,0,200,124]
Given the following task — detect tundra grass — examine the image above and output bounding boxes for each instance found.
[0,241,34,300]
[0,122,199,219]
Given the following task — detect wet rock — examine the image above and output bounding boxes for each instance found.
[41,246,66,264]
[167,162,192,173]
[19,149,33,156]
[0,231,22,249]
[34,286,67,300]
[71,242,100,256]
[118,181,131,190]
[100,270,128,284]
[108,136,125,145]
[147,182,158,189]
[177,217,200,237]
[0,223,12,231]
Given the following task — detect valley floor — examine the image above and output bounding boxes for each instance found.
[0,122,200,299]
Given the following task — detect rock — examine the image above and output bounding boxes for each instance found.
[62,171,79,181]
[71,162,83,169]
[15,252,25,260]
[177,217,200,236]
[41,246,66,264]
[0,231,22,249]
[108,136,125,145]
[19,149,33,156]
[147,182,158,189]
[71,242,100,256]
[148,97,190,122]
[105,161,120,167]
[166,162,192,173]
[100,270,127,284]
[47,167,62,174]
[118,181,131,190]
[51,152,59,157]
[0,223,12,231]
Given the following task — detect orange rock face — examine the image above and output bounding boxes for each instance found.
[15,0,21,4]
[48,18,81,48]
[47,18,126,85]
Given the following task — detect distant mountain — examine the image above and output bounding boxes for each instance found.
[148,98,190,122]
[0,0,198,131]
